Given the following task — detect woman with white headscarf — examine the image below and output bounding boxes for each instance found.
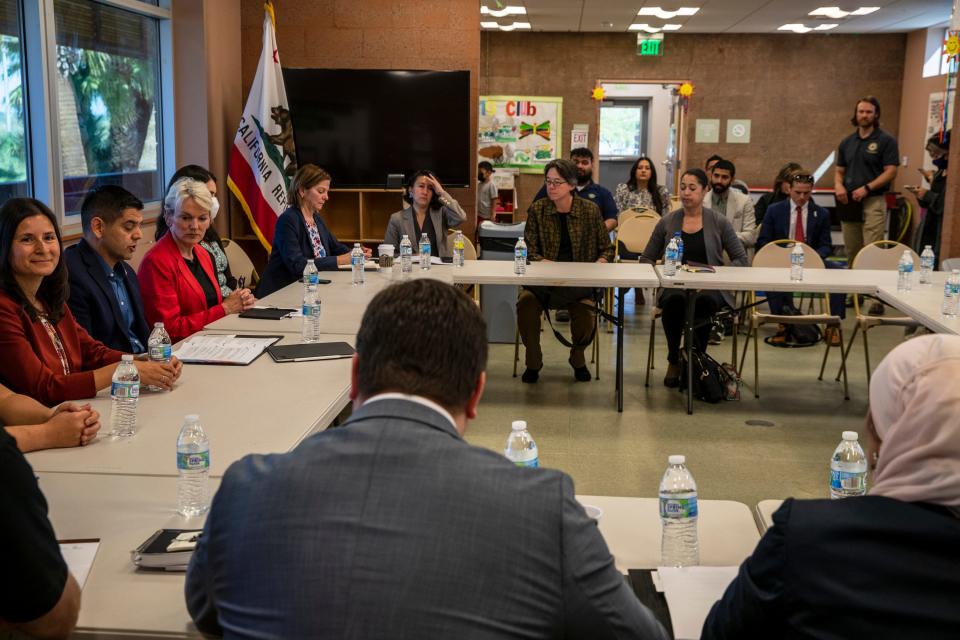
[703,334,960,640]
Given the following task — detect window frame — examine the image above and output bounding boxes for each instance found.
[21,0,172,235]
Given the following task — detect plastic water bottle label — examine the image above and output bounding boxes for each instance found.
[111,381,139,399]
[149,345,172,361]
[177,450,210,471]
[302,304,320,317]
[660,496,698,518]
[512,456,538,468]
[830,470,865,492]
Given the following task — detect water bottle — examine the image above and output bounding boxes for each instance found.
[919,245,935,284]
[663,236,678,277]
[302,260,319,288]
[659,455,699,567]
[301,285,321,343]
[452,230,465,267]
[108,355,140,438]
[829,431,867,499]
[897,250,914,292]
[351,243,365,286]
[400,234,413,273]
[514,237,527,275]
[419,233,431,270]
[146,322,171,392]
[790,242,804,282]
[504,420,538,467]
[176,414,210,517]
[674,231,684,265]
[942,269,960,317]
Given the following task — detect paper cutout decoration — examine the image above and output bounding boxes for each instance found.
[519,120,551,140]
[591,86,605,101]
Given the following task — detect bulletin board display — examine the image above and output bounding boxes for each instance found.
[478,96,563,174]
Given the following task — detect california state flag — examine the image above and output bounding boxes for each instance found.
[227,1,296,251]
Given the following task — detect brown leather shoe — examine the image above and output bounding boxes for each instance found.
[663,363,682,388]
[825,327,842,347]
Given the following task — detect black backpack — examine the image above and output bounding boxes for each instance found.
[779,302,822,346]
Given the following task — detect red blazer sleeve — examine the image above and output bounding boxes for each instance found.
[138,237,226,343]
[0,292,119,404]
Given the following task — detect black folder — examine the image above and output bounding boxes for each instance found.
[267,342,356,362]
[239,307,297,320]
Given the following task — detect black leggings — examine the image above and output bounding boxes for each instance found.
[659,290,722,364]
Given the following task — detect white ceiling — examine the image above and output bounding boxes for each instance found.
[481,0,952,33]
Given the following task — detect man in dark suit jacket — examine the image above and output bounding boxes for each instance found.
[186,279,666,639]
[756,173,845,342]
[64,186,150,353]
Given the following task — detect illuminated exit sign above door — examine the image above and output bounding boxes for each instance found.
[637,33,664,56]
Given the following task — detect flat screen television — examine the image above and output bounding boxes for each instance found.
[283,68,471,189]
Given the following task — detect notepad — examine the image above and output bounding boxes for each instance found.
[266,341,355,362]
[656,566,739,639]
[174,334,282,365]
[59,539,100,588]
[338,261,380,271]
[132,529,203,571]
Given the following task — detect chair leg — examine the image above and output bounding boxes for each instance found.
[753,327,760,399]
[840,327,850,400]
[862,327,871,384]
[739,323,752,374]
[645,316,656,387]
[512,324,520,378]
[835,323,859,382]
[818,325,831,380]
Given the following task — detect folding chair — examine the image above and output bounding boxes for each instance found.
[836,241,920,383]
[740,240,849,399]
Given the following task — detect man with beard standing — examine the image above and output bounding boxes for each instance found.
[835,98,899,264]
[704,159,756,255]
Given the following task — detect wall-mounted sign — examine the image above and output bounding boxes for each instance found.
[726,119,751,144]
[478,96,563,173]
[571,124,589,149]
[637,33,664,56]
[695,118,720,144]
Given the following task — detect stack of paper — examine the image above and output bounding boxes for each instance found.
[656,566,739,640]
[173,334,280,365]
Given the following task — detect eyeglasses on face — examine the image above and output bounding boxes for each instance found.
[544,178,567,187]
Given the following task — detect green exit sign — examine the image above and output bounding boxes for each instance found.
[637,33,664,56]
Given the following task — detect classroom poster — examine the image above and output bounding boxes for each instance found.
[478,96,563,173]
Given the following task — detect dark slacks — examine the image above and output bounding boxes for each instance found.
[659,290,722,364]
[517,289,595,369]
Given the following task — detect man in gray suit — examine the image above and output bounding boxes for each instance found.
[185,279,666,639]
[704,159,756,254]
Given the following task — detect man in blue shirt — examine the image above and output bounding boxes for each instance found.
[534,148,618,231]
[65,186,151,353]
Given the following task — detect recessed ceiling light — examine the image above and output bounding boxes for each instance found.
[481,21,500,28]
[779,23,813,33]
[601,21,614,28]
[809,6,879,19]
[629,23,682,33]
[480,5,526,18]
[637,7,699,19]
[815,23,839,30]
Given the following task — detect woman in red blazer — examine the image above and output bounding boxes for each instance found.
[0,199,181,406]
[138,178,255,342]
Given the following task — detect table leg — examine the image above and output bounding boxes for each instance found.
[617,287,626,412]
[686,290,695,415]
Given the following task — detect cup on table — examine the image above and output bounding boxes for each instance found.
[582,504,603,521]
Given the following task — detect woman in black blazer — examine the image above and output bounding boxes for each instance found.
[703,334,960,640]
[256,165,370,297]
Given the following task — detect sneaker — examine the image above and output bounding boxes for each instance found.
[867,302,885,316]
[521,367,541,383]
[555,309,570,322]
[708,324,724,345]
[663,363,681,388]
[824,327,842,347]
